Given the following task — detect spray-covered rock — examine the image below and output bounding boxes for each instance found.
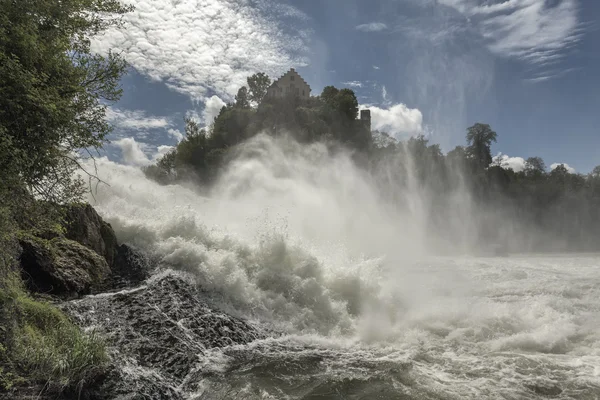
[63,272,265,399]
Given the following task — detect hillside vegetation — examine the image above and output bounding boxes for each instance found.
[0,0,132,394]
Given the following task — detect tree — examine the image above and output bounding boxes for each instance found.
[235,86,250,108]
[466,123,497,170]
[525,156,546,176]
[445,145,467,169]
[247,72,271,105]
[591,165,600,178]
[321,86,339,104]
[333,88,359,120]
[0,0,133,202]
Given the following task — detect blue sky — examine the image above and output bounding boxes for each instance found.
[94,0,600,173]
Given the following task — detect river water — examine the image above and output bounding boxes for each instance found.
[79,136,600,399]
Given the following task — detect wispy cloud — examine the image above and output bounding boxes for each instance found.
[360,103,423,138]
[342,81,363,88]
[106,108,171,131]
[167,128,184,142]
[356,22,388,32]
[91,0,310,100]
[373,65,381,70]
[439,0,583,68]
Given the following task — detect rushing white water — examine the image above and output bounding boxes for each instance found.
[82,135,600,398]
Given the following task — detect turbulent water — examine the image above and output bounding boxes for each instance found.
[78,135,600,399]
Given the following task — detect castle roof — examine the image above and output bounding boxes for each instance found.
[269,68,312,92]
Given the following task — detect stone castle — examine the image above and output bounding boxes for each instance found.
[266,68,311,99]
[266,68,371,130]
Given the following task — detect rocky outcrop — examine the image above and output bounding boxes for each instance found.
[63,203,119,268]
[19,236,111,298]
[18,203,150,299]
[63,273,265,399]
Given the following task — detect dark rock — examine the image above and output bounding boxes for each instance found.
[63,203,119,268]
[63,273,265,399]
[19,236,110,298]
[111,244,151,288]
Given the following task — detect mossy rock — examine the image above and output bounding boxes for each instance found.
[62,203,119,268]
[19,236,110,299]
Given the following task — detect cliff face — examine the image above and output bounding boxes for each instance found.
[19,204,149,299]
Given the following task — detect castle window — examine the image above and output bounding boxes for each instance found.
[290,75,295,81]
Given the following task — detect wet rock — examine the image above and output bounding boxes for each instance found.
[63,203,119,268]
[63,273,265,399]
[111,244,151,288]
[19,236,110,298]
[62,203,152,289]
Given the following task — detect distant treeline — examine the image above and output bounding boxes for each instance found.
[144,73,600,253]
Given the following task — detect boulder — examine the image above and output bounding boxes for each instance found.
[19,236,111,298]
[63,203,119,268]
[62,204,151,288]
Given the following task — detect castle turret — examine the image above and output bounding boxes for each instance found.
[360,109,371,131]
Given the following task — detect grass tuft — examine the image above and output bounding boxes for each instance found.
[0,268,108,394]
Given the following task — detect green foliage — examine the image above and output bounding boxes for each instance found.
[526,157,546,175]
[333,88,359,120]
[320,86,339,104]
[0,183,107,394]
[0,0,128,392]
[235,86,251,109]
[466,123,497,170]
[0,270,107,393]
[0,0,132,202]
[247,72,271,105]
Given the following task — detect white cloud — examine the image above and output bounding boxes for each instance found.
[355,22,388,32]
[155,145,174,160]
[203,95,227,126]
[360,103,423,137]
[439,0,582,67]
[185,109,202,124]
[106,107,170,130]
[551,163,576,173]
[342,81,363,88]
[492,153,527,172]
[373,65,381,70]
[91,0,309,100]
[167,128,184,142]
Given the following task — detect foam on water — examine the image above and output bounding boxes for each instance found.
[81,135,600,398]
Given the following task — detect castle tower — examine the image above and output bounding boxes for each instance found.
[360,109,371,131]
